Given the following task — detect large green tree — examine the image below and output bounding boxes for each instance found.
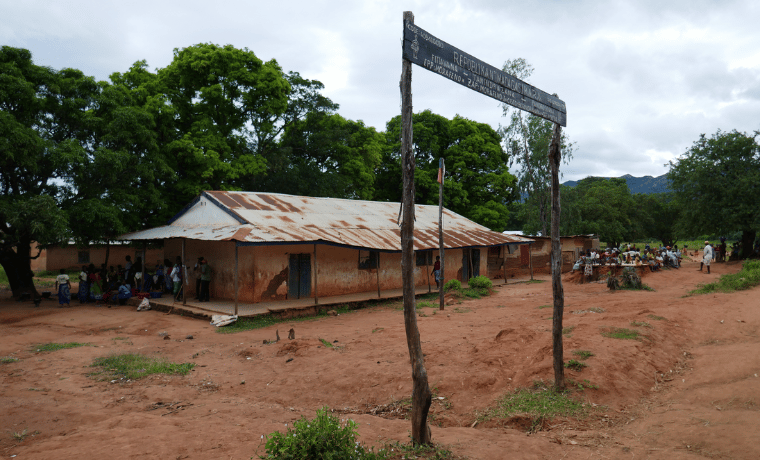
[499,58,573,236]
[375,110,518,231]
[0,47,75,296]
[260,112,386,199]
[560,177,638,247]
[668,129,760,257]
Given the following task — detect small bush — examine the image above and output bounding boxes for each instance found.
[564,359,587,371]
[468,275,492,290]
[691,260,760,295]
[572,350,594,360]
[443,279,461,292]
[620,267,642,289]
[259,406,386,459]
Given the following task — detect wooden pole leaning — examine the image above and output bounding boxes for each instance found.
[400,10,432,446]
[439,158,445,311]
[549,121,565,392]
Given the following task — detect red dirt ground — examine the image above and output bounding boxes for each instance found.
[1,254,759,459]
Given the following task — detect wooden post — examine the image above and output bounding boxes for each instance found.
[503,244,507,284]
[314,244,319,305]
[181,239,186,306]
[234,243,239,316]
[400,10,432,446]
[529,243,534,281]
[438,158,445,311]
[376,251,381,298]
[142,244,147,293]
[549,122,565,392]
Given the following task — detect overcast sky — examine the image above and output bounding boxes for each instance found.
[3,0,759,182]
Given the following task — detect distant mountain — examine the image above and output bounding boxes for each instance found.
[562,174,670,195]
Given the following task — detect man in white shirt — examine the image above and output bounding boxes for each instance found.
[700,241,713,274]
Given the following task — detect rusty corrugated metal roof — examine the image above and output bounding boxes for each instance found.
[120,191,533,251]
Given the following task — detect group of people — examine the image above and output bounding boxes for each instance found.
[53,255,212,307]
[574,243,685,274]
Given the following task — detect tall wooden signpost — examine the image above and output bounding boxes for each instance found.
[399,11,568,444]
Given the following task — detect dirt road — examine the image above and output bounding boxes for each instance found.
[1,256,758,459]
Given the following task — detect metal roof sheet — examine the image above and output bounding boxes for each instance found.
[120,191,533,251]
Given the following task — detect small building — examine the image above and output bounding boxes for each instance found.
[499,234,600,276]
[29,241,163,273]
[119,191,533,303]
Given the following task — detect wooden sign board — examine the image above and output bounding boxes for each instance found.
[403,21,567,126]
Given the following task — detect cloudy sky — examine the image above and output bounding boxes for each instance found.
[3,0,759,181]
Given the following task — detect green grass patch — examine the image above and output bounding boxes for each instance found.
[630,320,653,328]
[562,326,575,336]
[690,260,760,295]
[0,266,8,285]
[417,300,436,309]
[618,283,655,291]
[537,304,552,309]
[480,384,589,430]
[1,356,19,364]
[217,305,353,334]
[572,350,594,360]
[601,327,640,340]
[452,306,471,313]
[647,314,666,321]
[564,359,587,371]
[319,338,334,348]
[90,353,194,380]
[382,441,464,460]
[33,342,88,353]
[526,279,545,284]
[568,378,599,390]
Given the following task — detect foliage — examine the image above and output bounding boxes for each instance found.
[564,359,587,371]
[382,441,465,460]
[376,110,519,231]
[90,353,194,380]
[259,407,386,460]
[1,356,19,363]
[560,177,638,246]
[467,275,492,290]
[690,260,760,295]
[33,342,88,352]
[480,383,588,431]
[499,58,574,236]
[443,279,461,291]
[600,327,641,340]
[572,350,594,360]
[261,112,385,199]
[668,129,760,257]
[619,267,642,289]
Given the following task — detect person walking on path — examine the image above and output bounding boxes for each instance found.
[432,256,441,289]
[199,257,211,302]
[700,241,714,274]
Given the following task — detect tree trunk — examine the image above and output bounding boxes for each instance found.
[741,230,756,259]
[0,239,39,300]
[548,122,565,392]
[400,10,432,446]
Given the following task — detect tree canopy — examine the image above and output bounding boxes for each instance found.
[668,129,760,257]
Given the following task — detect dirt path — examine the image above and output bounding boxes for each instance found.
[1,256,758,459]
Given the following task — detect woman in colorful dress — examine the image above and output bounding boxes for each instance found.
[77,266,89,303]
[55,269,71,307]
[88,263,103,302]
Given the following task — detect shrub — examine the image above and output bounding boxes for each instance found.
[260,407,386,459]
[620,267,642,289]
[443,279,461,292]
[468,275,492,290]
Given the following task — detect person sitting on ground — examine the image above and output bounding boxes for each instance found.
[117,280,132,305]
